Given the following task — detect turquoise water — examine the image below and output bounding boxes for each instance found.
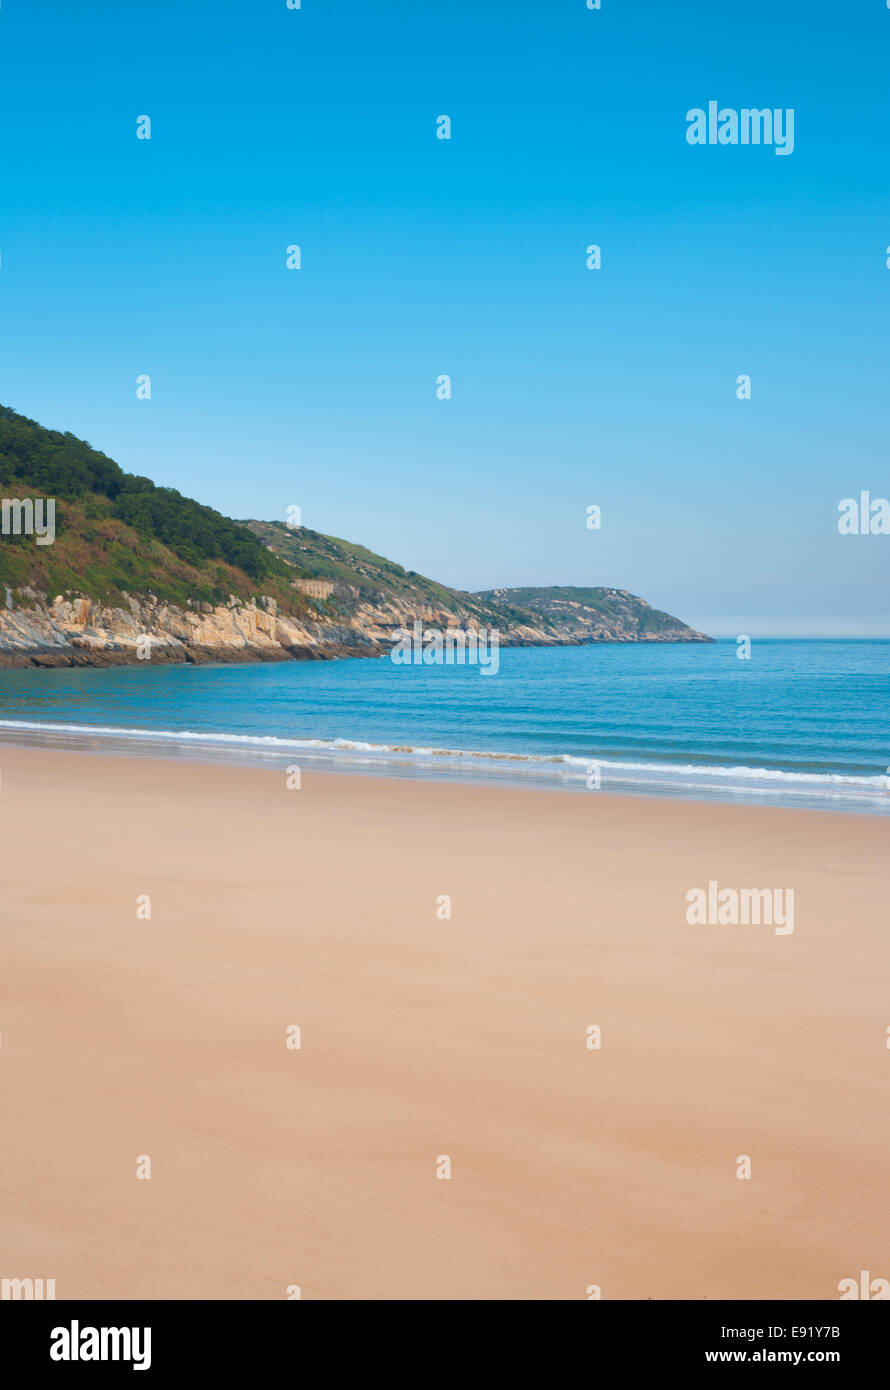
[0,640,888,813]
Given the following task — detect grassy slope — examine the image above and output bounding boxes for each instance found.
[247,521,559,632]
[0,406,310,617]
[0,405,705,642]
[0,490,311,616]
[476,586,705,637]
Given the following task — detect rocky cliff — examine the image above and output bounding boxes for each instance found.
[0,587,378,668]
[0,406,711,668]
[0,577,709,668]
[477,586,713,643]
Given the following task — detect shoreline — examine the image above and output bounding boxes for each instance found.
[0,718,887,816]
[1,745,889,1298]
[0,641,368,670]
[0,632,714,671]
[4,728,889,818]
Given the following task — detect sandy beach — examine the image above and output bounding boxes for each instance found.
[1,743,888,1301]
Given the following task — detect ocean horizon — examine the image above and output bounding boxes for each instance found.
[1,637,887,815]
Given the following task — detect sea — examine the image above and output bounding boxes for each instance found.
[0,639,887,814]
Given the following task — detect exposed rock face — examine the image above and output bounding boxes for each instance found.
[291,578,335,600]
[0,579,574,669]
[334,592,563,650]
[248,523,711,650]
[0,591,379,669]
[477,586,713,644]
[0,582,710,670]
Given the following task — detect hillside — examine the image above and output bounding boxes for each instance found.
[0,405,308,614]
[0,404,709,667]
[245,520,566,648]
[248,524,710,646]
[477,586,712,643]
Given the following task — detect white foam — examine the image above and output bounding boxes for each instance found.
[0,717,886,804]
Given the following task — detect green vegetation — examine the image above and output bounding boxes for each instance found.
[0,405,309,614]
[0,404,708,643]
[476,586,710,641]
[247,521,550,631]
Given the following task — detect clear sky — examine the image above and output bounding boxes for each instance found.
[0,0,888,636]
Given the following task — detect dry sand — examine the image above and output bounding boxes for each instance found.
[0,744,888,1300]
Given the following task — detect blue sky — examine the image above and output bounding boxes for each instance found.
[0,0,888,635]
